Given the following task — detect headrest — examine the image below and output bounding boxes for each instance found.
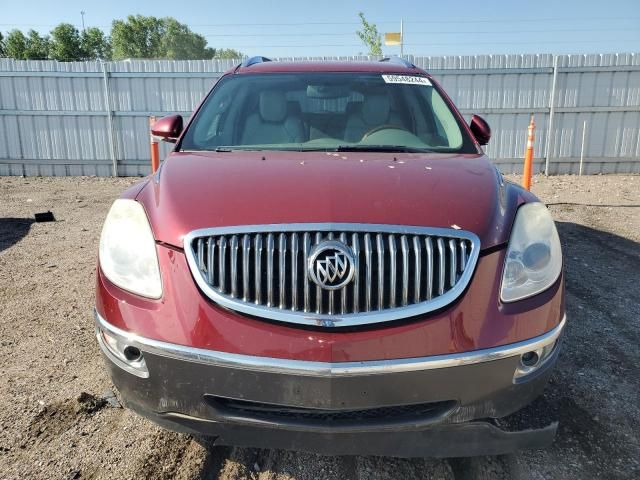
[362,94,390,126]
[259,90,287,123]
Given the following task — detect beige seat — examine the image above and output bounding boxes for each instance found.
[344,94,404,143]
[241,91,305,145]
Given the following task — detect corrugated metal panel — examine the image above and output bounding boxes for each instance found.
[0,54,639,176]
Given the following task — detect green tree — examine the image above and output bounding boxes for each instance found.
[111,15,164,59]
[24,30,50,60]
[111,15,226,60]
[0,32,5,57]
[356,12,382,56]
[49,23,83,61]
[5,30,28,59]
[161,17,212,59]
[212,48,243,59]
[81,27,111,60]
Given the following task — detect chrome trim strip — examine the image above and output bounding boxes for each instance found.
[95,310,566,378]
[183,223,482,328]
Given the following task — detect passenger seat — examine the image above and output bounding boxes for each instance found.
[241,91,305,144]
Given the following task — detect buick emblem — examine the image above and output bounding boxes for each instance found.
[308,240,355,290]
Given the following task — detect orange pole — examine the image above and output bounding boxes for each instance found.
[522,115,535,191]
[149,116,160,173]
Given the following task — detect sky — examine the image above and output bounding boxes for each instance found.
[1,0,639,58]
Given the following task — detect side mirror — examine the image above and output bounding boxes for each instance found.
[469,115,491,146]
[151,115,183,143]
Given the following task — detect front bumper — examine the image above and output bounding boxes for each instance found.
[96,310,564,457]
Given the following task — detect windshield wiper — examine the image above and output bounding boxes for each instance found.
[334,145,433,153]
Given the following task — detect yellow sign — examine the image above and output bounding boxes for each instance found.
[384,32,402,46]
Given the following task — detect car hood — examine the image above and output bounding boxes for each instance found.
[137,151,530,250]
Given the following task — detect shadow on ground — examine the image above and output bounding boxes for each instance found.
[0,218,34,253]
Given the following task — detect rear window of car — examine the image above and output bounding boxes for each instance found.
[179,72,476,153]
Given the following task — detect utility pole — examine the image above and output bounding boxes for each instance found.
[80,11,86,32]
[400,19,404,58]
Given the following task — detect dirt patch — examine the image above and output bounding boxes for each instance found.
[0,174,638,479]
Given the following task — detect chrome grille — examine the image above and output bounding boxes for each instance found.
[184,224,480,327]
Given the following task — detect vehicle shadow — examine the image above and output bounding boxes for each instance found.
[190,221,640,480]
[0,218,34,253]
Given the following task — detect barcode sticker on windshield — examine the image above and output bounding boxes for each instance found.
[382,75,432,86]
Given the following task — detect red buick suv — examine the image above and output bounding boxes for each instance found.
[95,57,565,457]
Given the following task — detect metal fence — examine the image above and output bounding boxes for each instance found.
[0,53,639,176]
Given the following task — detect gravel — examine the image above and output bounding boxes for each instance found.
[0,174,638,480]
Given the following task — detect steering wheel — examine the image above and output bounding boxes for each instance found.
[362,124,411,139]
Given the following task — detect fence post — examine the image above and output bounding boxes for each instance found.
[101,61,118,177]
[544,55,559,176]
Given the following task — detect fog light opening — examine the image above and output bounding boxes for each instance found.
[123,345,143,363]
[521,351,540,368]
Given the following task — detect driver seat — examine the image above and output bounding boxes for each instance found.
[241,90,305,145]
[344,94,402,142]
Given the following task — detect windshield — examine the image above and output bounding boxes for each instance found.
[180,72,476,153]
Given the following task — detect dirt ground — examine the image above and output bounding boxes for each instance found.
[0,174,638,480]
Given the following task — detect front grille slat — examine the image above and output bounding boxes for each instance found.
[436,238,445,296]
[401,235,409,307]
[230,235,239,298]
[449,239,457,288]
[266,233,275,307]
[254,234,263,304]
[187,224,479,327]
[291,233,299,311]
[460,241,468,271]
[278,233,287,309]
[303,233,311,312]
[242,235,251,301]
[197,238,205,273]
[425,237,433,301]
[351,233,360,313]
[364,233,373,312]
[388,234,397,308]
[219,236,227,293]
[327,232,335,315]
[207,237,215,285]
[376,233,385,311]
[315,232,322,314]
[339,232,348,314]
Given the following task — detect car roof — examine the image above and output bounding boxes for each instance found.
[231,59,429,76]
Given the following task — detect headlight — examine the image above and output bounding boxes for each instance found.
[501,202,562,302]
[99,199,162,299]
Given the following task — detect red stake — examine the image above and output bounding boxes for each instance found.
[150,116,160,173]
[522,115,535,190]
